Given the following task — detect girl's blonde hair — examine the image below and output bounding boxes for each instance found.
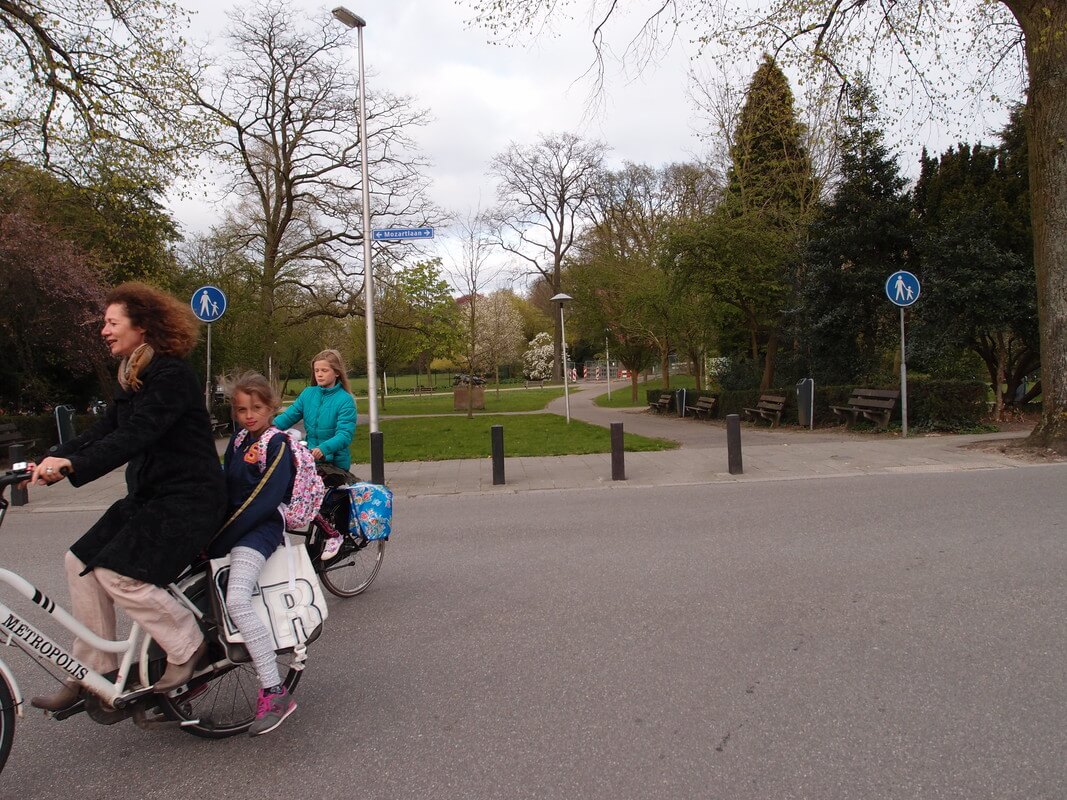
[311,349,351,394]
[222,371,281,414]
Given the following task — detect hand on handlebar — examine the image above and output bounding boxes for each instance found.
[30,457,72,486]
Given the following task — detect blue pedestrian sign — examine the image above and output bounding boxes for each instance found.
[191,285,227,322]
[372,227,434,241]
[885,271,920,307]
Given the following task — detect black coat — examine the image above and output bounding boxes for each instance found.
[49,356,226,585]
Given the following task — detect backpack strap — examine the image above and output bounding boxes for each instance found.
[214,435,289,537]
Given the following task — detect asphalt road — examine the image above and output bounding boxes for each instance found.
[2,466,1066,800]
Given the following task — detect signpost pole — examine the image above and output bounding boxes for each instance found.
[899,307,908,439]
[205,323,212,409]
[885,270,919,439]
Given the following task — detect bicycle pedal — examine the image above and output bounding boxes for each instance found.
[49,698,86,721]
[132,707,200,730]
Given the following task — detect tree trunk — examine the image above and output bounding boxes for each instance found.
[630,372,639,402]
[660,346,671,391]
[994,333,1007,420]
[759,330,779,391]
[1010,1,1067,449]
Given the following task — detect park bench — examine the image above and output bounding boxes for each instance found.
[742,394,787,427]
[209,416,231,438]
[684,396,718,420]
[648,394,673,414]
[411,385,434,395]
[523,379,546,389]
[829,388,900,430]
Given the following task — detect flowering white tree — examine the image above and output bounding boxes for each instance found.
[522,332,553,381]
[475,290,525,393]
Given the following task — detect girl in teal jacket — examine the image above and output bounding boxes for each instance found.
[273,349,357,471]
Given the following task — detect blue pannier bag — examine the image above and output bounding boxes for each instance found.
[347,482,394,541]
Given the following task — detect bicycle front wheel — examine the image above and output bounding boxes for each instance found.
[0,674,15,774]
[317,529,386,598]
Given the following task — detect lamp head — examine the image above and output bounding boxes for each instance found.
[549,293,573,304]
[332,7,366,28]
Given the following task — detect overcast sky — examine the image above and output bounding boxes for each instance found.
[169,0,1018,285]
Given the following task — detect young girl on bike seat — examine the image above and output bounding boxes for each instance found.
[212,372,298,736]
[273,349,356,560]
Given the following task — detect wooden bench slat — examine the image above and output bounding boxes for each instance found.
[684,396,717,420]
[830,388,899,430]
[742,393,786,427]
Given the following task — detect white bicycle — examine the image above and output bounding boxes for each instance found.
[0,464,307,774]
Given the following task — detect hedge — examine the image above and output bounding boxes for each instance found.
[1,413,98,456]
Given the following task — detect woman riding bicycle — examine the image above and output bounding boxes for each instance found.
[29,282,225,711]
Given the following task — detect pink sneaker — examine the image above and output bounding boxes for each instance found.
[249,687,296,736]
[321,534,343,561]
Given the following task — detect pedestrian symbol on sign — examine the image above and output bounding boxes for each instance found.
[885,271,920,308]
[190,285,227,323]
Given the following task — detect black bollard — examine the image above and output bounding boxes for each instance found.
[491,425,505,485]
[726,414,743,475]
[9,444,28,506]
[370,431,385,485]
[610,422,625,481]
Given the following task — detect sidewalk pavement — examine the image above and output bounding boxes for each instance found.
[10,383,1059,512]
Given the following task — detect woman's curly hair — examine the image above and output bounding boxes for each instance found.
[106,282,200,358]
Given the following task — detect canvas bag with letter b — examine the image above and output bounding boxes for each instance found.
[208,535,328,659]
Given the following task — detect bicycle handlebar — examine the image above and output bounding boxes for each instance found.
[0,464,69,489]
[0,468,32,488]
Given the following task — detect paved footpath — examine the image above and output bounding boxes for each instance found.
[10,381,1050,512]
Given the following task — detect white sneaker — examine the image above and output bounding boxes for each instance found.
[320,534,343,561]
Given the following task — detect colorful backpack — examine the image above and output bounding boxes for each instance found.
[347,482,394,541]
[232,427,326,530]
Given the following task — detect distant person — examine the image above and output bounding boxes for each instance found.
[273,349,356,559]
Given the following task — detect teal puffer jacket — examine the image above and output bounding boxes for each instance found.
[273,383,357,470]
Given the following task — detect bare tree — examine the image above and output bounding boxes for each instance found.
[449,213,502,418]
[487,131,607,380]
[188,0,437,367]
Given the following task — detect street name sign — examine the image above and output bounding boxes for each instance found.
[372,227,434,241]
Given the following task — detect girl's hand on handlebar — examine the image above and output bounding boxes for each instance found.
[31,457,72,485]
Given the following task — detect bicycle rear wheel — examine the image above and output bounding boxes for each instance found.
[316,524,386,598]
[0,674,15,774]
[147,638,303,739]
[144,572,303,739]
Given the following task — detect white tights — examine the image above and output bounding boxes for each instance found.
[225,547,281,689]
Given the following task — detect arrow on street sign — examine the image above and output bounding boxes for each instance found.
[372,227,434,241]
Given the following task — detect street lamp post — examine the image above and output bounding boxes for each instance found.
[551,293,573,423]
[332,6,380,433]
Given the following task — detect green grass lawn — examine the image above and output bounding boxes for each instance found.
[350,413,677,463]
[594,375,700,408]
[357,387,565,416]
